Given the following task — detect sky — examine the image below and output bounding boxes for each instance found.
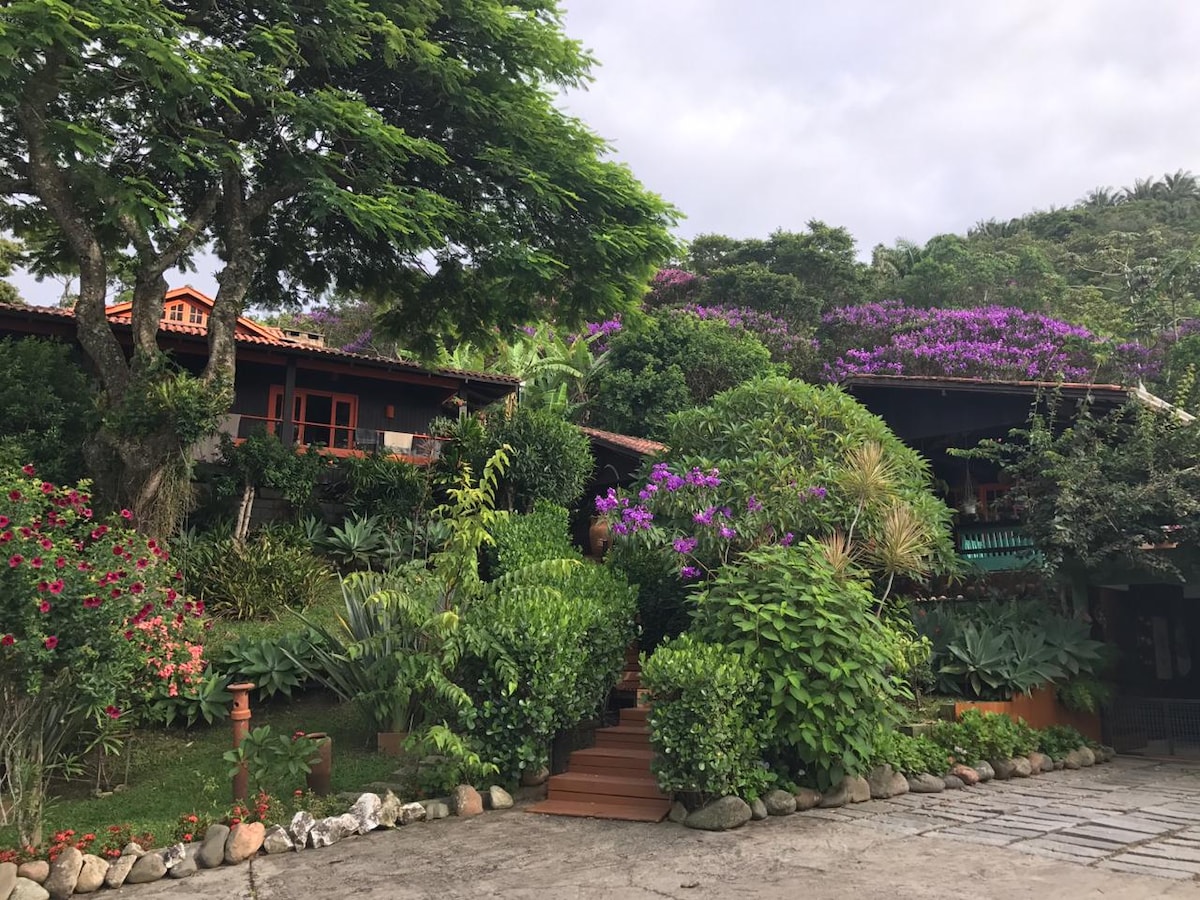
[11,0,1200,302]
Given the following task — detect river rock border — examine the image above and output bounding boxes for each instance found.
[1,784,514,900]
[675,744,1118,831]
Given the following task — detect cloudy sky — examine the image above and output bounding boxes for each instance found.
[11,1,1200,301]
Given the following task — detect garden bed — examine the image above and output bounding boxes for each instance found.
[953,686,1101,742]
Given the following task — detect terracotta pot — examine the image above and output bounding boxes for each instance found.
[588,517,611,558]
[305,733,333,796]
[377,730,408,757]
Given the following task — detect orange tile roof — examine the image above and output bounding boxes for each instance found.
[0,296,521,387]
[579,426,667,457]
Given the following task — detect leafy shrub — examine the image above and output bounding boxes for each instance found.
[321,514,387,570]
[1057,677,1112,714]
[930,710,1028,763]
[606,541,691,652]
[213,631,327,702]
[435,407,594,512]
[915,600,1105,699]
[1038,724,1088,760]
[182,532,333,620]
[288,568,470,734]
[694,542,906,788]
[641,635,773,801]
[488,502,576,576]
[871,730,951,776]
[466,560,637,783]
[0,338,96,484]
[216,431,329,516]
[337,454,428,525]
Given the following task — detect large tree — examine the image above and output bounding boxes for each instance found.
[0,1,675,529]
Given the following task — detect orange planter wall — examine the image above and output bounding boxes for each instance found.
[954,686,1101,742]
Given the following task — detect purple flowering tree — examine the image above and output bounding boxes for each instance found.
[818,302,1155,384]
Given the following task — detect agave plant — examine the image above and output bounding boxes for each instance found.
[322,514,386,569]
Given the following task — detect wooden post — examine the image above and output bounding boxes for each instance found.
[280,358,297,446]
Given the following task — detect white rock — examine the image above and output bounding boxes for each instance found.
[378,791,403,828]
[262,824,295,854]
[487,785,514,810]
[349,792,382,834]
[398,802,427,825]
[309,813,359,849]
[289,811,316,848]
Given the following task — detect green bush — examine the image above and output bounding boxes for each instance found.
[871,730,951,776]
[606,541,691,652]
[0,337,97,483]
[212,631,327,702]
[641,635,773,801]
[337,454,429,524]
[216,431,329,514]
[930,710,1028,762]
[1057,676,1112,714]
[182,532,334,620]
[915,600,1106,699]
[694,542,906,788]
[466,561,637,783]
[1037,724,1089,759]
[488,502,577,576]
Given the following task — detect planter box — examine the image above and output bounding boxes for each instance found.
[954,686,1101,741]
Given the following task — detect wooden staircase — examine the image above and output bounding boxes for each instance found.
[526,705,672,822]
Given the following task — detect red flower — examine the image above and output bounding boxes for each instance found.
[120,509,133,520]
[182,833,193,842]
[8,555,22,567]
[0,515,8,527]
[105,705,121,719]
[48,580,64,595]
[129,582,144,594]
[39,538,52,550]
[30,557,42,568]
[8,490,22,501]
[39,600,51,614]
[229,818,241,826]
[44,636,58,650]
[55,556,66,568]
[21,464,35,475]
[186,814,198,824]
[293,789,304,797]
[1,634,14,647]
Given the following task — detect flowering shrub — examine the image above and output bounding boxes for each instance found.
[0,465,204,716]
[676,304,818,376]
[818,301,1155,384]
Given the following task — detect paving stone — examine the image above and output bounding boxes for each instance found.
[926,828,1018,847]
[1089,815,1175,835]
[1019,838,1110,859]
[1039,832,1126,851]
[1106,853,1200,875]
[1097,860,1196,881]
[1123,842,1200,864]
[1062,825,1156,844]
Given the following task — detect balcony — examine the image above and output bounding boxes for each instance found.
[956,522,1041,572]
[230,414,446,464]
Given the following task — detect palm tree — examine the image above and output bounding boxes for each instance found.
[1121,176,1163,202]
[1160,169,1199,202]
[1083,186,1119,208]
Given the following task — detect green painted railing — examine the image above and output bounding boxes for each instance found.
[957,523,1041,572]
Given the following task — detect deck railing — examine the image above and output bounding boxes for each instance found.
[956,521,1041,571]
[232,414,444,462]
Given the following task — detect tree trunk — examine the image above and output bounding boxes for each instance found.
[235,483,256,543]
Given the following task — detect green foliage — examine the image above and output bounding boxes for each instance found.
[693,542,907,788]
[213,632,326,702]
[321,514,387,570]
[488,502,576,576]
[287,568,471,735]
[336,454,429,525]
[1057,677,1112,714]
[218,433,329,513]
[404,724,498,796]
[967,397,1200,581]
[435,407,594,513]
[641,635,774,802]
[590,311,775,438]
[871,730,951,776]
[632,376,954,592]
[223,726,319,792]
[465,560,637,783]
[0,338,97,484]
[182,532,334,621]
[606,541,691,652]
[930,710,1030,762]
[1037,725,1089,760]
[149,669,232,728]
[914,600,1105,699]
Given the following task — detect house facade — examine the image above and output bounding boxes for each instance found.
[0,287,520,463]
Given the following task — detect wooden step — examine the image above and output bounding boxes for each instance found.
[594,725,651,749]
[525,798,671,822]
[620,706,649,725]
[568,746,654,777]
[548,772,668,801]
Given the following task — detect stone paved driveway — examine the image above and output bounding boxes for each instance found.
[813,755,1200,881]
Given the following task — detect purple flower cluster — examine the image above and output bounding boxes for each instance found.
[675,304,817,360]
[820,303,1154,384]
[649,462,721,490]
[341,329,374,354]
[594,489,654,536]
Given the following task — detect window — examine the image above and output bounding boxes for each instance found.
[166,302,185,322]
[268,386,357,450]
[188,306,206,325]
